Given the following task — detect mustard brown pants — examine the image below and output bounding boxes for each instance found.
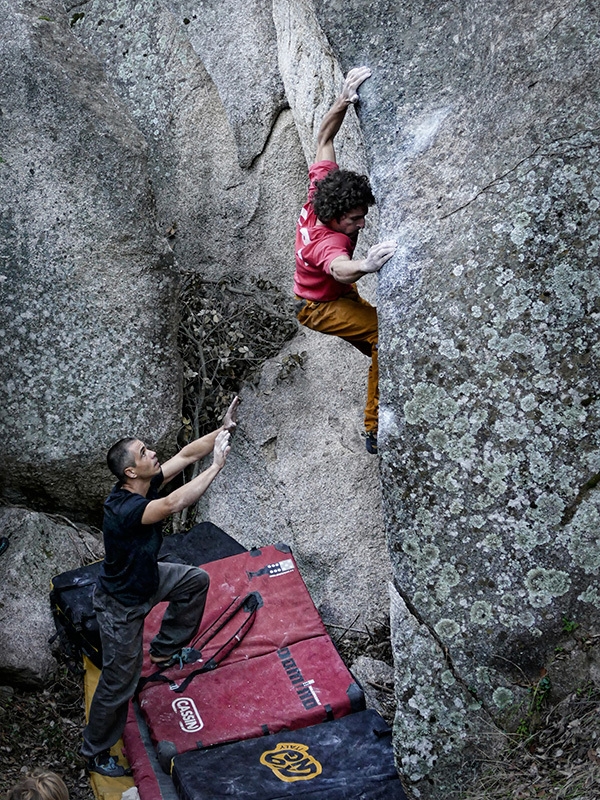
[296,285,378,433]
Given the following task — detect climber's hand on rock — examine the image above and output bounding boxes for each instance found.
[363,241,397,273]
[341,66,372,104]
[213,430,231,469]
[222,395,239,433]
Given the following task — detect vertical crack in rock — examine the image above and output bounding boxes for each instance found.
[392,576,488,710]
[242,103,292,172]
[561,474,600,526]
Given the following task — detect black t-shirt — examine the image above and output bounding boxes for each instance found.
[99,471,164,605]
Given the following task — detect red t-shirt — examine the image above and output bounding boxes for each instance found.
[293,161,355,302]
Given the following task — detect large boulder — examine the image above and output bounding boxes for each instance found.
[70,0,307,286]
[204,327,390,629]
[0,1,181,519]
[0,506,103,686]
[314,0,600,793]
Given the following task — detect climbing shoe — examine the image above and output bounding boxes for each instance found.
[149,646,202,669]
[365,430,378,455]
[87,751,128,778]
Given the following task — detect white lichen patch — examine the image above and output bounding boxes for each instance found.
[492,687,514,709]
[470,600,493,625]
[512,519,550,553]
[519,393,539,412]
[401,535,421,561]
[439,338,461,359]
[434,618,461,638]
[403,382,459,425]
[433,468,461,492]
[435,564,461,602]
[507,294,532,319]
[445,432,477,462]
[525,567,571,607]
[417,543,441,571]
[476,666,493,686]
[413,590,438,614]
[578,585,600,606]
[486,331,530,357]
[527,492,565,527]
[509,223,531,246]
[440,669,456,687]
[481,532,502,549]
[492,418,531,442]
[449,499,464,515]
[426,427,449,451]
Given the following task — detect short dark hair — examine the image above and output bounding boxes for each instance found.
[106,437,137,481]
[312,169,375,223]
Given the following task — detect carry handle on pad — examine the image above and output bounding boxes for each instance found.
[173,592,260,693]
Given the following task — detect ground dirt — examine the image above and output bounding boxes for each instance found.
[0,659,92,800]
[2,635,600,800]
[4,599,600,800]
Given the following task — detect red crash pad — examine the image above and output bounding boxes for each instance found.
[134,544,364,771]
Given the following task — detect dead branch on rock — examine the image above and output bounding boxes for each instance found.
[170,271,298,531]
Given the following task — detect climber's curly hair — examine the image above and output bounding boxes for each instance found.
[312,169,375,223]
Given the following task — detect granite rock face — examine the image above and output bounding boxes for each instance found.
[315,0,600,792]
[0,506,103,686]
[204,327,390,630]
[0,0,181,517]
[70,0,307,287]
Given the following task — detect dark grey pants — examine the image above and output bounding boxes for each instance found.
[81,561,209,758]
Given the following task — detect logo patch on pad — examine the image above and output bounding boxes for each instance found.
[260,742,322,782]
[172,697,203,733]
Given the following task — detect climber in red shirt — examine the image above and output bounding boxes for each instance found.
[294,66,396,454]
